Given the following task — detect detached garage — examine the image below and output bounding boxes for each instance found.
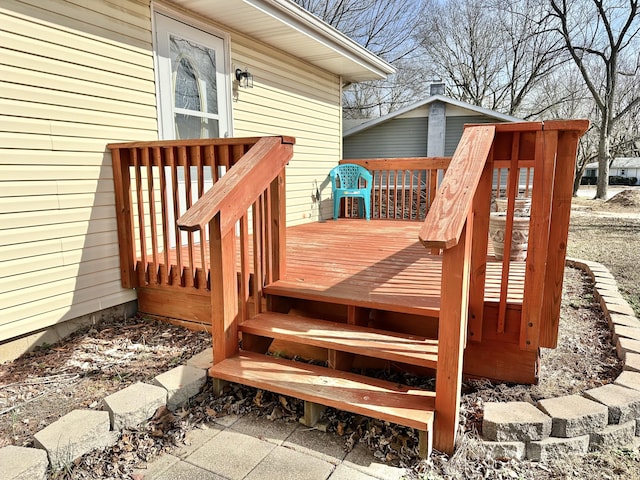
[343,84,520,159]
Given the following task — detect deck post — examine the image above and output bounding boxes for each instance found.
[540,128,583,347]
[209,214,239,364]
[433,218,472,455]
[520,129,558,351]
[110,147,137,288]
[269,170,287,282]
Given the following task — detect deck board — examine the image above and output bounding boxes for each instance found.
[147,219,525,317]
[268,220,524,316]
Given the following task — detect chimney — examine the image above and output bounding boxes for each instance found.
[430,82,445,96]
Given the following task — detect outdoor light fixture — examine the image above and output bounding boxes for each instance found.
[235,68,253,88]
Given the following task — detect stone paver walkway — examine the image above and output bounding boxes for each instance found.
[134,413,407,480]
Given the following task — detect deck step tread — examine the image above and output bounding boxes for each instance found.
[264,281,441,317]
[209,351,435,431]
[241,313,438,369]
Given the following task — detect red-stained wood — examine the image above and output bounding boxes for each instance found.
[340,158,450,221]
[110,147,136,288]
[540,129,582,347]
[433,219,472,455]
[420,125,495,249]
[468,148,494,342]
[155,147,170,285]
[520,130,557,351]
[270,171,287,282]
[177,137,295,234]
[209,350,435,432]
[241,312,438,368]
[239,214,250,323]
[209,215,239,364]
[108,136,265,150]
[497,133,521,333]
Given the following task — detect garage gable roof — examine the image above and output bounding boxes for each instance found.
[344,95,522,137]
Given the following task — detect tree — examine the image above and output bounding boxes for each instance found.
[549,0,640,198]
[416,0,566,117]
[293,0,426,117]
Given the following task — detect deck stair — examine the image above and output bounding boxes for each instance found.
[209,307,438,456]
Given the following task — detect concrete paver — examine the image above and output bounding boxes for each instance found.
[244,445,335,480]
[283,426,348,464]
[153,460,226,480]
[185,429,276,480]
[133,453,180,479]
[231,413,300,445]
[342,443,408,480]
[329,464,379,480]
[0,445,48,480]
[172,424,223,459]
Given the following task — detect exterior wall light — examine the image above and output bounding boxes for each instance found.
[235,68,253,88]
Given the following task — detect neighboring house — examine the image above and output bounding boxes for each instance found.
[343,84,521,159]
[583,158,640,185]
[0,0,393,360]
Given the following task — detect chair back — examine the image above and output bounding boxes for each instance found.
[330,164,371,189]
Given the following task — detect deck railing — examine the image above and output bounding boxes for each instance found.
[176,137,295,363]
[419,120,589,454]
[108,137,265,291]
[339,157,450,220]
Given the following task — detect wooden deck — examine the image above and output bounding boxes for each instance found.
[109,123,588,456]
[269,219,525,316]
[159,219,525,312]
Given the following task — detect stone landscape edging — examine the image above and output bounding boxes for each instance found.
[0,348,213,479]
[2,258,639,478]
[481,257,640,461]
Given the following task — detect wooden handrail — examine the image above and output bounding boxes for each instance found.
[419,126,496,249]
[177,136,295,235]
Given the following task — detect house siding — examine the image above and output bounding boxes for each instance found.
[343,118,429,159]
[0,0,348,343]
[0,0,155,343]
[444,115,497,156]
[229,35,342,225]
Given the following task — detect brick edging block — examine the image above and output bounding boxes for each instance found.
[482,258,640,461]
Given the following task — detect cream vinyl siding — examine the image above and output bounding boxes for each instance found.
[0,0,157,342]
[230,38,341,225]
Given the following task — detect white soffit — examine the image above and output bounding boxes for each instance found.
[169,0,395,82]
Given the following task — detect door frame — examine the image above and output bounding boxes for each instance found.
[151,4,234,140]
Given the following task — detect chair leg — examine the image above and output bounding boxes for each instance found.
[357,198,364,218]
[364,195,371,220]
[333,196,340,220]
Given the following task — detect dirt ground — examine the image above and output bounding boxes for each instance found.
[0,190,639,479]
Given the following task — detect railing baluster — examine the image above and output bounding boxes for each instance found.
[156,147,170,285]
[133,148,148,285]
[239,214,250,320]
[168,147,183,286]
[252,196,264,314]
[496,133,521,333]
[179,146,195,287]
[144,147,159,285]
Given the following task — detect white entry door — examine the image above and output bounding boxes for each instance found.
[154,13,231,140]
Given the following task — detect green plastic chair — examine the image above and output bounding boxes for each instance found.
[329,164,372,220]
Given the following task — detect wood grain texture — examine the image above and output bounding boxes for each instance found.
[433,220,472,455]
[520,130,557,351]
[540,129,583,347]
[420,125,495,249]
[240,312,438,368]
[209,351,435,432]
